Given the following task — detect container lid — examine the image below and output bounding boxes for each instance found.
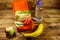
[37,0,42,6]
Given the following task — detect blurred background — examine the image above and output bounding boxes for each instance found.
[0,0,60,40]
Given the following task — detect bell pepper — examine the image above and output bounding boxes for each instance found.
[12,0,35,32]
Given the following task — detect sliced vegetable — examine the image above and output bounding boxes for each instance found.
[5,27,15,36]
[13,0,35,31]
[15,21,24,27]
[15,11,31,21]
[17,26,32,32]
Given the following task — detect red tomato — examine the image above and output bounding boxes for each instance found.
[17,26,32,32]
[23,19,32,25]
[23,19,35,30]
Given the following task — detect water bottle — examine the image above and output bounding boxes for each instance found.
[34,0,43,23]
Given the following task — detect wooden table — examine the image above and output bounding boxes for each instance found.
[0,9,60,40]
[0,0,60,40]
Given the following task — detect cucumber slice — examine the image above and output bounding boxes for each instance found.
[15,21,24,27]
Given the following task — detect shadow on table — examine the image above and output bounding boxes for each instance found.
[6,32,16,39]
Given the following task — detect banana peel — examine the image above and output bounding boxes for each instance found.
[21,23,44,38]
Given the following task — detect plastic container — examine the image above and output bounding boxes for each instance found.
[35,0,43,23]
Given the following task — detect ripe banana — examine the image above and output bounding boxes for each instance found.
[21,23,44,38]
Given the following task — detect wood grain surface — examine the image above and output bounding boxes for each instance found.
[0,9,60,40]
[0,0,60,9]
[0,0,60,40]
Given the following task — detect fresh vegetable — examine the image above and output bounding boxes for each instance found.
[5,27,15,36]
[15,20,35,32]
[12,0,35,31]
[17,26,32,32]
[21,23,44,38]
[15,21,32,32]
[15,21,24,27]
[15,11,31,21]
[23,19,35,30]
[23,19,32,25]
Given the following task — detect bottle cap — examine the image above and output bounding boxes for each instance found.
[37,0,42,6]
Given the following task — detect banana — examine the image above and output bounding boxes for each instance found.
[21,23,44,38]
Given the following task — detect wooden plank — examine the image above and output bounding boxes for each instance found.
[43,14,60,18]
[0,18,14,28]
[43,9,60,14]
[0,23,15,28]
[42,0,60,8]
[0,10,14,18]
[0,23,60,40]
[43,18,60,23]
[0,9,60,19]
[0,10,60,40]
[31,9,60,18]
[0,18,59,28]
[0,27,60,37]
[32,36,60,40]
[0,19,14,24]
[43,9,60,18]
[0,0,60,9]
[0,26,60,40]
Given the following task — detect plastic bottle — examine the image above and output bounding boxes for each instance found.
[34,0,43,23]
